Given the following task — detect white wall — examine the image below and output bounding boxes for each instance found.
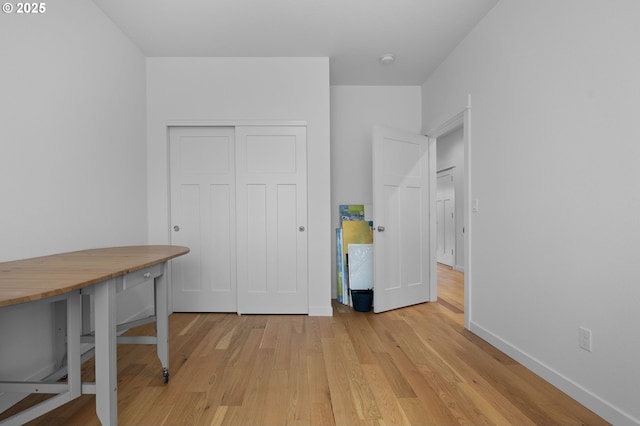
[330,86,422,298]
[422,1,640,424]
[436,127,465,270]
[0,0,147,407]
[146,57,332,316]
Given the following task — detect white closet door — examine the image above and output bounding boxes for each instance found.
[169,127,236,312]
[235,126,308,314]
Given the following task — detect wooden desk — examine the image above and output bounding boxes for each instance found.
[0,245,189,425]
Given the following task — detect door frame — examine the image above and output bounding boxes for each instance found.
[423,98,472,329]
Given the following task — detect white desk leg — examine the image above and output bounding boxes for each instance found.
[53,299,67,371]
[67,291,82,397]
[94,278,118,425]
[155,262,170,382]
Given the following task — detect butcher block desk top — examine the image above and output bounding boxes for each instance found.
[0,245,190,308]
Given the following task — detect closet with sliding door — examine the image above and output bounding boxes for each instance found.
[168,125,308,314]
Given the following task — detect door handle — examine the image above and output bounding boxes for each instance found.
[377,226,385,232]
[173,225,180,232]
[299,226,305,232]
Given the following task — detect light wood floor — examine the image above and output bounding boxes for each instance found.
[4,264,608,425]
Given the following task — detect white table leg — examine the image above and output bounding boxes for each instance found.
[93,278,118,425]
[155,262,170,382]
[67,291,82,397]
[53,299,67,371]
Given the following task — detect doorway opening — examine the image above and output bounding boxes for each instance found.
[435,127,465,319]
[436,166,456,268]
[425,102,471,328]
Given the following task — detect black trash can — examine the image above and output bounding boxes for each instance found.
[351,289,373,312]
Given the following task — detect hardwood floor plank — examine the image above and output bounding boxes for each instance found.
[191,314,237,357]
[303,316,324,354]
[361,363,411,425]
[372,352,416,398]
[307,352,331,405]
[397,396,444,426]
[219,327,263,406]
[118,386,168,425]
[274,320,293,371]
[288,331,311,423]
[263,369,289,425]
[334,328,381,420]
[259,317,280,349]
[321,336,367,425]
[371,319,461,424]
[222,347,274,426]
[162,391,208,425]
[211,405,245,426]
[7,267,609,425]
[344,316,379,365]
[437,264,464,313]
[208,405,228,426]
[455,381,528,425]
[310,402,335,426]
[402,308,542,424]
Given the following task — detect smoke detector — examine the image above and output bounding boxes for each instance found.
[379,54,395,65]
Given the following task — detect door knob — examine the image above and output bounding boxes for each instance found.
[377,226,385,232]
[173,225,180,232]
[299,226,305,232]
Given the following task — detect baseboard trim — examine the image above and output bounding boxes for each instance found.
[308,305,333,317]
[469,321,639,426]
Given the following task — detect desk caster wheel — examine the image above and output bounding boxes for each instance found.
[162,367,170,383]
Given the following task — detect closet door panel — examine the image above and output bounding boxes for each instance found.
[236,126,308,314]
[169,126,236,312]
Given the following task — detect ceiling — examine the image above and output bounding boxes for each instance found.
[92,0,498,85]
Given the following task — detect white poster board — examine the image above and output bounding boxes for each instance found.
[348,244,374,290]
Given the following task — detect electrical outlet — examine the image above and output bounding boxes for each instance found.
[578,327,592,352]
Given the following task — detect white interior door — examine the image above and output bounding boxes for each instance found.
[169,127,236,312]
[436,169,455,266]
[235,126,308,314]
[372,126,432,313]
